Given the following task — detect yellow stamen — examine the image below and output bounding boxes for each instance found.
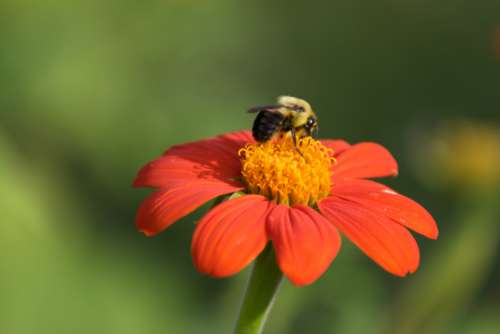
[239,137,334,206]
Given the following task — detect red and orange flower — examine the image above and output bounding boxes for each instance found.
[133,131,438,286]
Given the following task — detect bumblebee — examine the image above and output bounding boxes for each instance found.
[248,96,318,151]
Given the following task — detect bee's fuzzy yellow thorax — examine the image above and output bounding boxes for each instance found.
[239,137,334,206]
[278,96,312,111]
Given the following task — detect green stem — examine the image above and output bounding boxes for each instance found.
[233,245,283,334]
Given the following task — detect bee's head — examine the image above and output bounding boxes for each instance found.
[304,114,319,138]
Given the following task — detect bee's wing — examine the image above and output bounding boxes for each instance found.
[247,104,282,113]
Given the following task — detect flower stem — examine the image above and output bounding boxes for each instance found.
[233,244,283,334]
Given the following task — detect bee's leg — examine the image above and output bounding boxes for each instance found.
[291,127,304,157]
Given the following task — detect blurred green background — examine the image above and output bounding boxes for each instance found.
[1,1,499,333]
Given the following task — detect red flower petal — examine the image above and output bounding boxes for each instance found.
[333,178,392,193]
[332,142,398,180]
[192,195,271,277]
[136,182,242,236]
[319,197,419,276]
[267,205,341,286]
[320,139,351,156]
[332,179,438,239]
[133,130,253,189]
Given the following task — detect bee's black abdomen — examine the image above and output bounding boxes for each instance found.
[252,111,284,142]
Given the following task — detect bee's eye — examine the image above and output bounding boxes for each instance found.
[306,117,315,127]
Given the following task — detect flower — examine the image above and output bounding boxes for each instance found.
[133,131,438,286]
[415,120,500,190]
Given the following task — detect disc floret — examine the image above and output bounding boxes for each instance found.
[239,137,334,206]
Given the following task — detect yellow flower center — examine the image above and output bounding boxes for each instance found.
[239,137,334,206]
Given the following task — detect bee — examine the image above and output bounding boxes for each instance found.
[248,96,318,154]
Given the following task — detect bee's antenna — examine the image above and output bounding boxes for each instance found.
[313,124,319,138]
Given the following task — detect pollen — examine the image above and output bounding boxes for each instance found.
[239,137,334,206]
